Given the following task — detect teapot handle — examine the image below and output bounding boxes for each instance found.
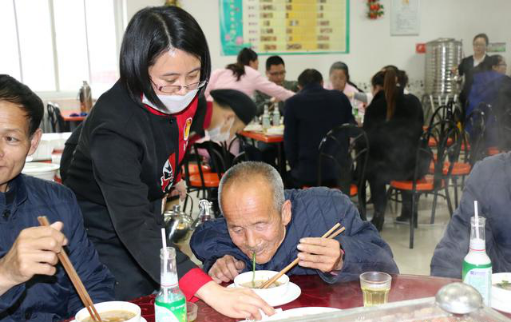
[182,193,194,217]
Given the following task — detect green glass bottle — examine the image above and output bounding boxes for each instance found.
[462,216,492,306]
[155,247,186,322]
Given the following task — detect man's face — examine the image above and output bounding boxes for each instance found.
[221,178,291,264]
[266,64,286,86]
[0,101,41,192]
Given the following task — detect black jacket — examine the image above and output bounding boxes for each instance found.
[283,83,354,185]
[363,90,424,182]
[65,81,203,300]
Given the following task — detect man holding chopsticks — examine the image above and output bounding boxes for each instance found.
[0,75,114,322]
[191,162,398,284]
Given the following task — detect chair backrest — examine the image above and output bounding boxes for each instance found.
[317,124,369,195]
[428,102,456,129]
[46,102,66,133]
[421,120,462,188]
[465,105,490,165]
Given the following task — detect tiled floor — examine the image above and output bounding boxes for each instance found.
[181,187,458,276]
[373,191,454,276]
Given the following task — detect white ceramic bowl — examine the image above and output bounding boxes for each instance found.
[234,270,289,304]
[75,301,141,322]
[22,162,60,181]
[492,273,511,306]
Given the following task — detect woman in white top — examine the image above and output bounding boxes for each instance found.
[205,48,295,101]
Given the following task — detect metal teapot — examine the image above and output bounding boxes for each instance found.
[192,200,215,229]
[164,204,194,243]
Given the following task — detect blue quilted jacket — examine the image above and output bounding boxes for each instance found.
[431,152,511,278]
[0,175,114,321]
[191,187,398,283]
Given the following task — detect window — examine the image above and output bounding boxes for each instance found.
[0,0,124,97]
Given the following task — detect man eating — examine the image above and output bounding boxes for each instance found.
[190,162,398,284]
[0,75,114,321]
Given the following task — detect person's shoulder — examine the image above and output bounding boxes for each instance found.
[89,82,140,123]
[22,175,76,202]
[471,152,511,181]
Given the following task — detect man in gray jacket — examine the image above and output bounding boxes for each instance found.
[431,152,511,277]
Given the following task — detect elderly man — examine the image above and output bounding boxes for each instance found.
[0,75,114,321]
[191,162,398,284]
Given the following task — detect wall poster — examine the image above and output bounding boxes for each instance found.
[390,0,420,36]
[219,0,349,55]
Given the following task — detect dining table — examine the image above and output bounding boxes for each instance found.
[128,274,511,322]
[60,110,87,131]
[239,130,286,177]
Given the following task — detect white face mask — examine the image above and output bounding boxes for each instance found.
[142,89,198,114]
[207,117,234,142]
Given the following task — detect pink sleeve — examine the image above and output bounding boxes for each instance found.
[250,69,295,101]
[205,69,221,99]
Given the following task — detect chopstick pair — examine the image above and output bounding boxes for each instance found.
[260,223,345,289]
[38,216,102,322]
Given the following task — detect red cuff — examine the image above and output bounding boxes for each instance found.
[179,268,213,302]
[203,101,213,130]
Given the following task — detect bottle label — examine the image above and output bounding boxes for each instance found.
[462,261,492,306]
[155,297,186,322]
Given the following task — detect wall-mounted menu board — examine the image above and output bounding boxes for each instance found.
[219,0,349,55]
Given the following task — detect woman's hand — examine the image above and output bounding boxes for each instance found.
[195,281,275,320]
[170,180,187,201]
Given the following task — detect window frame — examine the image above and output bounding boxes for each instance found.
[9,0,126,99]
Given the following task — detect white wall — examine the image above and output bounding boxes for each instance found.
[128,0,510,93]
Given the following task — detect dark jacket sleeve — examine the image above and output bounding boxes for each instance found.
[430,158,491,278]
[64,190,115,314]
[283,100,299,168]
[60,123,83,183]
[89,126,197,283]
[329,191,399,282]
[190,219,243,273]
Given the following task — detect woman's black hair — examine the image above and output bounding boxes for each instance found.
[0,74,43,136]
[119,6,211,109]
[473,33,489,46]
[329,61,361,91]
[226,47,258,81]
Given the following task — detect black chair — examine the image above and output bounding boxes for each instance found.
[47,102,67,132]
[317,124,369,220]
[387,120,461,248]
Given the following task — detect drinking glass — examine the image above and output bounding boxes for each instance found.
[360,271,392,307]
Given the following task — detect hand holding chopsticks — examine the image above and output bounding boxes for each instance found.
[260,223,345,289]
[37,216,102,322]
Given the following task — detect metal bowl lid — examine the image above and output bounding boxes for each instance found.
[435,282,483,315]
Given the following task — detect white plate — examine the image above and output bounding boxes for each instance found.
[228,281,301,307]
[265,307,341,321]
[492,272,511,313]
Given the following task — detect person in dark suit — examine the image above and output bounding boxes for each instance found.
[456,33,492,110]
[283,69,355,188]
[363,68,424,231]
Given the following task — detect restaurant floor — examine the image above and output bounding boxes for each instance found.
[181,188,455,277]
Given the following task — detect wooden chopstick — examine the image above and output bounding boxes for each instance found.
[260,223,345,289]
[37,216,102,322]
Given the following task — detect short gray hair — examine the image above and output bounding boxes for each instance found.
[218,162,285,214]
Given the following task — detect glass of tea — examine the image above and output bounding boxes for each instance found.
[360,271,392,307]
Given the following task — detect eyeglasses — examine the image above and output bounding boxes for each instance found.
[269,71,286,76]
[154,80,207,94]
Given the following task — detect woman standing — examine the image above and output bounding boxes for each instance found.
[65,6,273,320]
[205,47,294,101]
[363,68,424,231]
[456,33,492,109]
